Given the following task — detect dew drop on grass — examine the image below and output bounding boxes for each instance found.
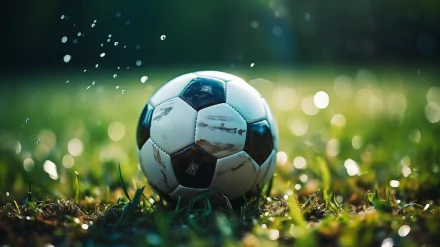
[160,35,166,40]
[100,53,106,57]
[141,76,148,83]
[136,60,142,66]
[25,118,29,123]
[63,54,71,63]
[61,36,68,43]
[113,74,117,78]
[114,42,118,46]
[36,139,40,144]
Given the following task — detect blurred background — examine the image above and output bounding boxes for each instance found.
[1,0,439,205]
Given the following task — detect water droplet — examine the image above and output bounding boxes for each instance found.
[100,53,106,57]
[250,63,255,67]
[113,74,117,78]
[95,64,99,68]
[398,225,411,237]
[61,36,68,43]
[122,90,125,94]
[117,66,120,70]
[25,118,30,123]
[73,39,78,44]
[93,20,97,23]
[87,86,91,90]
[36,139,40,144]
[63,54,72,63]
[114,42,118,46]
[92,81,95,85]
[126,67,130,69]
[108,34,112,38]
[66,80,69,83]
[125,20,131,26]
[141,76,148,83]
[123,45,127,48]
[116,86,119,89]
[135,44,140,50]
[116,12,121,18]
[77,32,82,37]
[100,43,104,47]
[136,60,142,66]
[107,39,111,43]
[61,15,65,20]
[160,35,166,40]
[83,69,87,73]
[91,23,95,28]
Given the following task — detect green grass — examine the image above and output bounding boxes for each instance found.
[1,66,440,246]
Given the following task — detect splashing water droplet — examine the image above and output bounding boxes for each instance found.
[114,42,118,46]
[100,53,106,57]
[66,80,69,83]
[77,32,82,37]
[116,86,119,89]
[113,74,117,78]
[91,23,95,28]
[93,20,97,23]
[250,63,255,67]
[136,60,142,66]
[123,45,127,48]
[36,139,40,144]
[95,64,99,68]
[117,66,120,70]
[160,35,166,40]
[63,54,71,63]
[108,34,112,38]
[107,39,111,43]
[122,90,125,94]
[83,69,87,73]
[141,76,148,83]
[61,36,68,43]
[87,86,91,90]
[25,118,29,123]
[100,43,104,47]
[61,15,65,20]
[92,81,95,85]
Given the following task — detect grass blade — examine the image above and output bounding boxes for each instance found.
[119,163,131,202]
[74,171,80,204]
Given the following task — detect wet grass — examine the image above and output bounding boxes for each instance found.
[1,66,440,246]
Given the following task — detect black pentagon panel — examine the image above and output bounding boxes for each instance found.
[244,120,274,165]
[179,76,226,111]
[171,144,217,188]
[136,103,154,149]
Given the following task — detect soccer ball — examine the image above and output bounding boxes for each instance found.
[136,71,278,202]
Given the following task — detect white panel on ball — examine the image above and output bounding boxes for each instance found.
[150,97,197,154]
[195,103,247,158]
[149,73,197,107]
[169,185,207,201]
[262,98,279,150]
[226,80,266,123]
[254,149,277,187]
[194,71,245,82]
[138,138,179,193]
[209,151,259,200]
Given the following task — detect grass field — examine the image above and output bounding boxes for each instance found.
[1,66,440,246]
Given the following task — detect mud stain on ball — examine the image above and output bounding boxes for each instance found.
[230,162,246,171]
[153,106,173,121]
[196,139,241,155]
[197,122,246,136]
[152,144,166,169]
